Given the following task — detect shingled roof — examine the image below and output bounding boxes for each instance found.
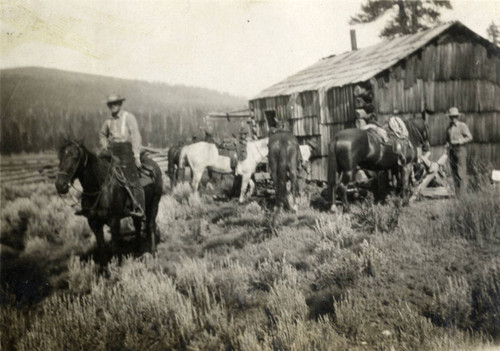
[253,21,481,99]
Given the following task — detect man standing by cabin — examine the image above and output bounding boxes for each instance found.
[446,107,473,196]
[99,93,145,218]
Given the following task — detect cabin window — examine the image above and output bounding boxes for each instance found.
[265,110,278,128]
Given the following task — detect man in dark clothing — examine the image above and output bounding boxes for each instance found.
[446,107,473,196]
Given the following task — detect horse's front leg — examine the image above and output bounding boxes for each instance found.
[206,168,215,189]
[88,218,107,263]
[247,178,255,198]
[288,171,298,212]
[239,173,251,203]
[340,170,354,213]
[109,217,121,256]
[328,183,338,213]
[176,167,184,185]
[328,171,342,213]
[133,217,143,255]
[401,164,412,206]
[191,170,203,194]
[170,166,177,188]
[145,194,161,254]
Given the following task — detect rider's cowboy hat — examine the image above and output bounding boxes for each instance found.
[106,93,126,105]
[448,107,461,117]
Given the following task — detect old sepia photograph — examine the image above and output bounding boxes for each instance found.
[1,0,499,349]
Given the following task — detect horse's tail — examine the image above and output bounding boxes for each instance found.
[177,146,188,183]
[167,147,176,184]
[327,137,338,204]
[276,138,288,209]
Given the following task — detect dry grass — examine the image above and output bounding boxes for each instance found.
[1,179,499,350]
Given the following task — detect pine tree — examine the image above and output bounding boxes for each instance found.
[350,0,452,39]
[487,21,500,46]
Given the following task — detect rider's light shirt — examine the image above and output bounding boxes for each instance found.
[446,120,472,147]
[100,110,142,160]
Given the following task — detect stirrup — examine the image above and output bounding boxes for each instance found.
[129,206,145,218]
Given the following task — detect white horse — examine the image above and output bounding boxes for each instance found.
[235,142,312,203]
[234,138,270,203]
[178,138,269,202]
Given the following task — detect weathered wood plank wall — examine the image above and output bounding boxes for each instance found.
[252,87,357,181]
[373,37,500,167]
[252,30,500,180]
[251,96,292,137]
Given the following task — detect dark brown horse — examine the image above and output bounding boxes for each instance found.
[55,141,163,258]
[268,130,301,212]
[327,117,430,212]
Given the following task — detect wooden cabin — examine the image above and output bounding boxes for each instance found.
[204,109,253,139]
[249,21,500,181]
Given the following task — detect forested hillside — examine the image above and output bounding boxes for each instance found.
[0,67,247,153]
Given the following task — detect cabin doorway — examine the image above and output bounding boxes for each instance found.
[265,110,277,129]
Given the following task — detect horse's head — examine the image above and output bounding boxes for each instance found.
[55,140,86,194]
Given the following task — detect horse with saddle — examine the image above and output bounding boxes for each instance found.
[55,140,163,258]
[327,112,430,212]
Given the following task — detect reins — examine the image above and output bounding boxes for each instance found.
[58,142,103,212]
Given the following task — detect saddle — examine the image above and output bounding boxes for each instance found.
[365,117,413,166]
[94,148,147,218]
[104,153,156,189]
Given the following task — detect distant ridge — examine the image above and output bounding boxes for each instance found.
[1,67,247,153]
[0,66,246,111]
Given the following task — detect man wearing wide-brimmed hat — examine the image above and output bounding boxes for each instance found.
[446,106,473,196]
[99,93,145,218]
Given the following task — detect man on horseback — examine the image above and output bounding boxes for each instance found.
[99,93,145,219]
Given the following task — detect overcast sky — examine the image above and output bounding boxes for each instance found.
[1,0,499,98]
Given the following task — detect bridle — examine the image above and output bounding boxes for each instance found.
[57,142,108,215]
[57,142,100,197]
[57,141,87,184]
